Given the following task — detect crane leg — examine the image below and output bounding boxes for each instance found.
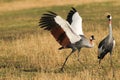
[60,48,76,72]
[98,59,101,69]
[110,53,115,77]
[110,53,113,68]
[77,49,87,69]
[77,49,81,61]
[99,59,101,65]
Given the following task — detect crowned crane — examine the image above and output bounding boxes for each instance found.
[39,7,95,71]
[98,14,115,68]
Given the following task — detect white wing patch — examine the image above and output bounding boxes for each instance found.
[70,12,84,35]
[54,16,81,43]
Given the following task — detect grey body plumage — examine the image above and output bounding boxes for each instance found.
[98,35,114,59]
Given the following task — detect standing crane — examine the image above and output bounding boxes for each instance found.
[98,14,115,69]
[39,7,95,71]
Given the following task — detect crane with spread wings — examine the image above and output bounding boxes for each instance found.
[39,7,95,71]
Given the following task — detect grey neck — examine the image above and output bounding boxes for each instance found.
[109,20,112,35]
[108,20,113,41]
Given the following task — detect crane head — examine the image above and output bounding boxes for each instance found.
[90,35,95,40]
[106,13,112,20]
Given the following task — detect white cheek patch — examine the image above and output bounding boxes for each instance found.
[110,16,112,19]
[90,37,92,40]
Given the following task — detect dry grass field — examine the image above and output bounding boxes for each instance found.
[0,0,112,12]
[0,0,120,80]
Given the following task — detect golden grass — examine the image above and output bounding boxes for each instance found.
[0,0,120,80]
[0,25,120,80]
[0,0,113,12]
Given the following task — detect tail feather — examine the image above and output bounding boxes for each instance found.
[58,47,64,50]
[98,51,108,59]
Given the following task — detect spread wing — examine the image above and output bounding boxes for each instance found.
[67,7,84,35]
[39,11,81,47]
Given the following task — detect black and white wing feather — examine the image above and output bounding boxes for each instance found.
[67,7,83,35]
[39,11,81,47]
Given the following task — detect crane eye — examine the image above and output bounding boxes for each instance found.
[107,15,110,18]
